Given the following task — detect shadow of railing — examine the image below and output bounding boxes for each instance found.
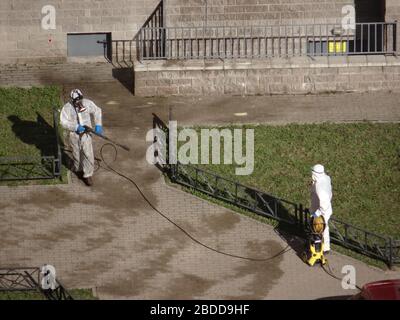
[107,1,164,93]
[0,109,62,182]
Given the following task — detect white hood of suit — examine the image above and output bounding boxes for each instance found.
[311,172,333,218]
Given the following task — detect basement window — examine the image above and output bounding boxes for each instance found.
[67,33,112,60]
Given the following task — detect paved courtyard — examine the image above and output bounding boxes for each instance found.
[1,82,399,299]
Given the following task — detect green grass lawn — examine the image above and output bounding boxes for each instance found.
[0,289,97,300]
[182,123,400,240]
[0,86,67,184]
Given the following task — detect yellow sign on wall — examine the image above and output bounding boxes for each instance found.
[328,41,347,53]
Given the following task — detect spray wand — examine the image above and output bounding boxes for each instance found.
[83,125,130,152]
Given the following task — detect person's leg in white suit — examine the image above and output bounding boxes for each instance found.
[80,133,94,179]
[69,132,94,183]
[323,216,331,252]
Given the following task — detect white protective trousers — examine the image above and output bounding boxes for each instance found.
[69,132,94,178]
[60,99,102,179]
[311,173,333,251]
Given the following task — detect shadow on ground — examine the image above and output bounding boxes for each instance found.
[112,68,135,94]
[7,113,74,172]
[251,191,308,261]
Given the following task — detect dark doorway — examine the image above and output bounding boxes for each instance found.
[355,0,386,23]
[354,0,386,53]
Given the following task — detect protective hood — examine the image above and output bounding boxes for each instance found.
[312,171,324,182]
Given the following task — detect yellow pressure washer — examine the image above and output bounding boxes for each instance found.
[302,215,327,267]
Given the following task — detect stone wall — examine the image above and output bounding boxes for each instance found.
[386,0,400,52]
[1,1,399,65]
[166,0,356,27]
[134,56,400,96]
[0,0,159,64]
[0,62,134,88]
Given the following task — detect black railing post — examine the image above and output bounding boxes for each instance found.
[234,182,238,205]
[195,167,198,189]
[298,204,303,226]
[170,162,176,182]
[53,108,62,179]
[215,175,218,196]
[163,0,167,58]
[301,204,307,226]
[388,237,394,269]
[393,21,398,54]
[295,203,299,225]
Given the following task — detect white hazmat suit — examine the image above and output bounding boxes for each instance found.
[60,99,102,179]
[310,165,333,252]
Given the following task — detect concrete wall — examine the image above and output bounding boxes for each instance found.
[134,56,400,96]
[1,0,399,65]
[0,62,134,89]
[0,0,159,64]
[166,0,356,27]
[386,0,400,52]
[386,0,400,19]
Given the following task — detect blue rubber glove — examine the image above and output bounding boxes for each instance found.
[76,125,85,134]
[95,125,103,135]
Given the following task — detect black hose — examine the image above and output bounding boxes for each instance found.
[81,140,364,286]
[98,143,291,262]
[322,260,363,291]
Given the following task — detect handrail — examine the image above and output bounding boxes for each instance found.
[137,21,398,61]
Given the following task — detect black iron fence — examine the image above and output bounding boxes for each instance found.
[0,109,62,182]
[138,22,397,61]
[167,162,399,267]
[0,267,73,300]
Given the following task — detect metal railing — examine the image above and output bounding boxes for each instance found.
[0,109,62,182]
[112,40,135,67]
[138,22,397,61]
[111,0,165,67]
[168,162,399,267]
[0,267,73,300]
[130,0,166,63]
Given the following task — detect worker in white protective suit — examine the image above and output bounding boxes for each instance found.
[310,164,333,253]
[60,89,103,186]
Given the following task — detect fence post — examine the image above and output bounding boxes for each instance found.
[53,108,62,179]
[170,162,177,182]
[137,30,142,61]
[394,21,398,54]
[388,237,394,269]
[235,182,238,205]
[299,203,307,226]
[195,167,198,189]
[296,204,299,226]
